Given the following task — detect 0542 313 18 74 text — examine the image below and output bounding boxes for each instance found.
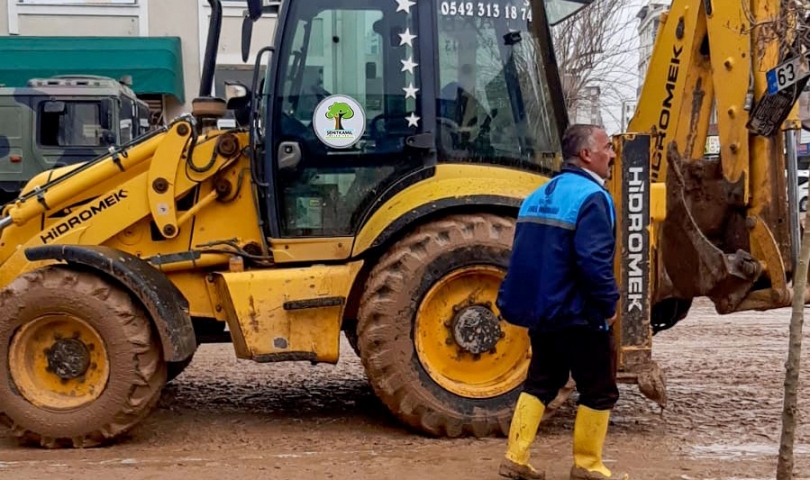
[439,1,533,21]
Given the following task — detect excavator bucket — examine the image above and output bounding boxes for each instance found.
[661,141,764,313]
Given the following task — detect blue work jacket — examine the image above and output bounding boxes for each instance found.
[496,165,619,333]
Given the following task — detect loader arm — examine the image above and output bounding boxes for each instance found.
[627,0,805,322]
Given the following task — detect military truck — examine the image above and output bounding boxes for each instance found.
[0,74,155,204]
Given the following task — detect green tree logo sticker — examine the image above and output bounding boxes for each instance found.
[313,95,365,149]
[326,102,354,130]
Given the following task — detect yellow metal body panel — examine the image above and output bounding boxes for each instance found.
[270,237,354,263]
[649,184,666,223]
[146,129,187,239]
[214,261,363,363]
[164,271,222,319]
[704,2,751,195]
[352,164,548,256]
[0,125,267,324]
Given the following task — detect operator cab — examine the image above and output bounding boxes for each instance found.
[237,0,592,239]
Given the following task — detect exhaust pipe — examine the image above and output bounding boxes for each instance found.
[200,0,223,98]
[193,0,227,129]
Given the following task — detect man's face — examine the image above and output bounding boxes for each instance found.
[580,128,615,180]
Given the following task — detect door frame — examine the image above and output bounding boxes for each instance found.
[259,0,439,244]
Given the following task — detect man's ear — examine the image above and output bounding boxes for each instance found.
[578,148,591,165]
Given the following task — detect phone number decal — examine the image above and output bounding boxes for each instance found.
[439,1,533,20]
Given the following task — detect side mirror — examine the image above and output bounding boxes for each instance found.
[225,81,251,126]
[241,3,281,63]
[241,13,254,63]
[225,81,249,104]
[247,0,262,20]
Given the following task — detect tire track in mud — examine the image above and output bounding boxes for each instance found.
[637,300,810,462]
[156,335,385,421]
[156,298,809,466]
[1,299,809,478]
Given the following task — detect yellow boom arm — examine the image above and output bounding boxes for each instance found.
[627,0,804,319]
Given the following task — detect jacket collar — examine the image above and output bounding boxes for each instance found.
[557,164,607,189]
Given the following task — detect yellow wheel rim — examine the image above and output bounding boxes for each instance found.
[9,314,110,410]
[414,265,531,399]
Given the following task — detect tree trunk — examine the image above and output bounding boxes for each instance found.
[777,210,809,479]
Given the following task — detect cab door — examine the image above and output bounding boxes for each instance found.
[265,0,435,255]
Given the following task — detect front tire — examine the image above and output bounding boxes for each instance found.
[0,266,167,448]
[357,213,534,438]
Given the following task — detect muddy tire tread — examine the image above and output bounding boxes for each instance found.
[0,266,166,448]
[357,213,517,438]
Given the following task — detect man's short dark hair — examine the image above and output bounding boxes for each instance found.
[561,124,603,162]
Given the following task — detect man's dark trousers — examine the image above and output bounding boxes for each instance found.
[523,326,619,411]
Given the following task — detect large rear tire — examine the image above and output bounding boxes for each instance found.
[357,213,546,438]
[0,266,167,448]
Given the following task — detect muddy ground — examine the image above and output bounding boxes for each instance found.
[0,298,808,479]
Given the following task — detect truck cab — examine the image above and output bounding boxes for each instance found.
[0,75,155,204]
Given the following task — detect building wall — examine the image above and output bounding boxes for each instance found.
[0,0,279,119]
[150,0,200,118]
[4,1,147,36]
[22,15,139,36]
[621,100,637,131]
[636,1,667,97]
[0,1,10,35]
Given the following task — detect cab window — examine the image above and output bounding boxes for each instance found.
[435,0,561,170]
[273,0,425,237]
[39,101,104,147]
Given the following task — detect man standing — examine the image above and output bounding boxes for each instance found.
[496,124,626,480]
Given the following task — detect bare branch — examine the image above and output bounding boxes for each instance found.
[740,0,810,70]
[549,0,641,129]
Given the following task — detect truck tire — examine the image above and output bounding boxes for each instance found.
[0,266,167,448]
[357,213,539,438]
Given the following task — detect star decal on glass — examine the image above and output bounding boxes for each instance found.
[395,0,416,14]
[398,27,417,47]
[406,112,420,127]
[401,55,418,74]
[403,82,419,99]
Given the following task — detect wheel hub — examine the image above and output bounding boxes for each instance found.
[452,305,502,355]
[8,313,110,410]
[46,337,91,380]
[413,264,530,399]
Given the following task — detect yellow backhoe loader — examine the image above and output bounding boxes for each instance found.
[0,0,805,448]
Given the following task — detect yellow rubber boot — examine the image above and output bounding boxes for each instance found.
[570,405,628,480]
[498,392,546,480]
